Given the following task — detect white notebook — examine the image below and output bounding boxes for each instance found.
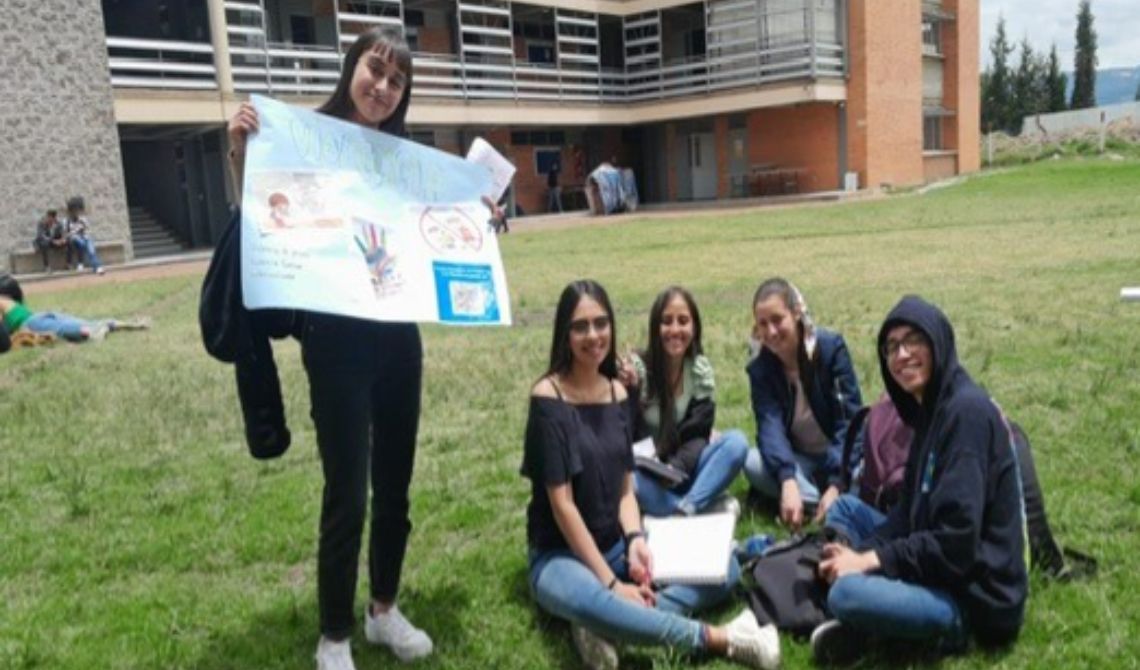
[643,512,736,585]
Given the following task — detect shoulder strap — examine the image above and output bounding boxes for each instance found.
[609,379,617,403]
[546,376,564,401]
[840,405,871,492]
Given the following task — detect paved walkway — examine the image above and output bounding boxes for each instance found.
[19,189,875,296]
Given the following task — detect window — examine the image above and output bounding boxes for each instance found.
[510,131,566,146]
[290,15,315,45]
[922,21,942,56]
[535,148,561,175]
[923,116,943,151]
[527,44,555,64]
[410,130,435,147]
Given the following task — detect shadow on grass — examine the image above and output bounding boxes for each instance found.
[185,582,471,670]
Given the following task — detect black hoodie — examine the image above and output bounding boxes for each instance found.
[865,296,1027,644]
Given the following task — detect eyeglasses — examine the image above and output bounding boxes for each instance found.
[569,315,611,335]
[881,330,928,359]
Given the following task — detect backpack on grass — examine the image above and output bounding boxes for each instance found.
[840,397,1097,581]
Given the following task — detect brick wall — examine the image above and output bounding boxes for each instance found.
[0,0,131,271]
[846,0,925,190]
[744,104,841,192]
[943,0,980,173]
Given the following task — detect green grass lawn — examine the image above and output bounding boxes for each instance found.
[2,158,1139,669]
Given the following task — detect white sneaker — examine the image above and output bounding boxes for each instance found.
[95,266,105,275]
[571,624,619,670]
[76,263,84,271]
[708,493,742,519]
[88,322,111,342]
[726,609,780,669]
[315,637,356,670]
[364,604,433,662]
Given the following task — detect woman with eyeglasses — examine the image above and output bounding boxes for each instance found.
[617,285,748,517]
[522,280,779,670]
[743,277,863,530]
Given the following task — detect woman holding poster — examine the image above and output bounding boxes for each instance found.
[227,28,432,670]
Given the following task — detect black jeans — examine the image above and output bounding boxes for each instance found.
[302,314,423,639]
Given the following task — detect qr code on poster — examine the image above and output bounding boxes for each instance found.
[448,281,486,316]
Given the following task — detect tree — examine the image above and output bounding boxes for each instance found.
[982,16,1015,133]
[1135,79,1140,102]
[1045,44,1068,112]
[1011,38,1045,134]
[1071,0,1097,109]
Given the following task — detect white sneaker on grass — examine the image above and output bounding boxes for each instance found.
[364,604,433,662]
[315,637,356,670]
[708,493,742,519]
[571,623,619,670]
[725,608,780,669]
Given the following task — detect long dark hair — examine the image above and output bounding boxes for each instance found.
[317,28,413,137]
[643,286,703,454]
[546,280,618,379]
[753,277,815,394]
[0,274,24,304]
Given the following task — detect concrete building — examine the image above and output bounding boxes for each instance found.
[0,0,977,270]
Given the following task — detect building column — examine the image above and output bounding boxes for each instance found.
[206,0,235,93]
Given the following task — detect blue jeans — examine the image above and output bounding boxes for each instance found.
[528,539,740,650]
[743,447,826,504]
[70,237,102,269]
[24,312,105,342]
[823,494,967,649]
[636,429,748,516]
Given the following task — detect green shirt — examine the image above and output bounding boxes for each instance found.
[630,352,716,443]
[3,302,32,332]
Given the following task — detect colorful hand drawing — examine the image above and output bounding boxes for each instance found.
[354,219,395,296]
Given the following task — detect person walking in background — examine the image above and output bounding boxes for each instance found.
[227,28,432,670]
[546,160,562,213]
[62,197,105,274]
[33,209,69,272]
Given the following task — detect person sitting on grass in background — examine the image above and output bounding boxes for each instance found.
[62,197,105,275]
[523,280,779,670]
[617,285,748,517]
[811,295,1027,665]
[33,209,69,272]
[743,278,863,530]
[0,274,149,343]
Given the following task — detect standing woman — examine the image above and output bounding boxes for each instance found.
[743,278,862,530]
[523,280,779,670]
[619,286,748,517]
[227,29,431,670]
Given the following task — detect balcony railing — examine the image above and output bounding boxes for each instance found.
[106,31,844,104]
[106,37,218,90]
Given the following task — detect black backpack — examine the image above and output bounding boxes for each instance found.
[742,531,835,636]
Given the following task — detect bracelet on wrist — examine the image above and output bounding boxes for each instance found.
[607,576,618,590]
[624,530,645,546]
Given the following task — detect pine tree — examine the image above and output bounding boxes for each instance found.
[982,16,1014,133]
[1046,44,1068,112]
[1011,38,1044,134]
[1071,0,1097,109]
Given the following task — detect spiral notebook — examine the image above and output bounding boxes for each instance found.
[643,512,736,585]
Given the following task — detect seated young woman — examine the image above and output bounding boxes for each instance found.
[812,295,1028,664]
[743,278,863,530]
[618,285,748,517]
[522,280,779,670]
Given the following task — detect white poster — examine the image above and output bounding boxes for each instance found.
[241,95,511,326]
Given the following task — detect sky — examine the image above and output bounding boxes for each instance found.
[980,0,1139,70]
